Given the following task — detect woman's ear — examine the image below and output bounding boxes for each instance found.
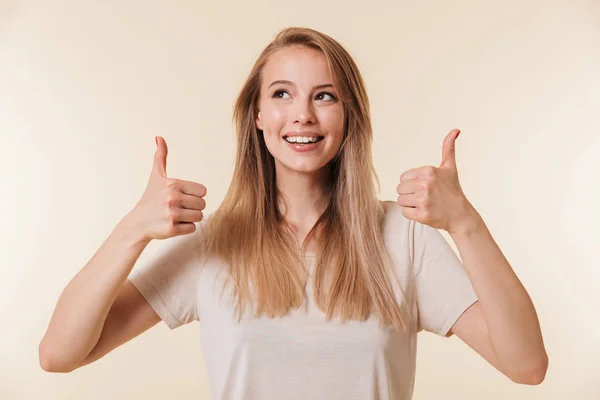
[255,111,263,130]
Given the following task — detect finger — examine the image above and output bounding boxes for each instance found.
[179,181,208,198]
[401,206,419,221]
[179,193,206,211]
[399,168,420,182]
[171,222,197,236]
[440,129,460,170]
[397,194,418,208]
[152,136,168,177]
[396,180,419,195]
[175,209,204,223]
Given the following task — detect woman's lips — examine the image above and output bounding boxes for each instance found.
[283,137,323,152]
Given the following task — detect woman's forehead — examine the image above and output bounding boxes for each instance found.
[262,46,332,87]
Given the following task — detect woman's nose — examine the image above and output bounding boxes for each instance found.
[292,99,316,125]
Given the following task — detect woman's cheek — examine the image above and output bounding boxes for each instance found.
[320,108,344,134]
[271,106,287,126]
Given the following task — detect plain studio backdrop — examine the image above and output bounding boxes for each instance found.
[1,1,599,399]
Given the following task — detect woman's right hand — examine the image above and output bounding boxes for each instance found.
[129,136,207,241]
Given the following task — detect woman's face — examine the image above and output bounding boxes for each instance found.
[256,45,344,175]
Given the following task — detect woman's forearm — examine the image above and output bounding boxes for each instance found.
[39,213,150,372]
[450,212,548,378]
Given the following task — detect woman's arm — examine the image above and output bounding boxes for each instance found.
[39,213,154,372]
[39,137,207,372]
[448,212,548,385]
[397,129,548,384]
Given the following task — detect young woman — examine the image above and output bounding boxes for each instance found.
[39,27,548,399]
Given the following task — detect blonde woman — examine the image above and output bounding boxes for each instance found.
[39,27,548,399]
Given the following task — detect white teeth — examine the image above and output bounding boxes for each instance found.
[285,136,322,144]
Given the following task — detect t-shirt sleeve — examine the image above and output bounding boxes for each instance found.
[412,220,478,336]
[127,221,208,330]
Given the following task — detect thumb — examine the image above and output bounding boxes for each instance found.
[151,136,168,177]
[440,128,460,169]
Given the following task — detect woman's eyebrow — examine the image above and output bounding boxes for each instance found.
[267,80,334,90]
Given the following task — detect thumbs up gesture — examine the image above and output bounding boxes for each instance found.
[130,137,207,241]
[396,129,478,234]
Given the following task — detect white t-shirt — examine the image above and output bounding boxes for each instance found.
[128,201,478,400]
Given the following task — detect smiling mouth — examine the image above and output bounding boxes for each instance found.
[283,136,325,144]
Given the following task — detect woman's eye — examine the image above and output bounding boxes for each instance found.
[272,90,336,101]
[272,90,290,99]
[316,92,336,101]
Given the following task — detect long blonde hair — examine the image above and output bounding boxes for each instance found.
[203,27,409,330]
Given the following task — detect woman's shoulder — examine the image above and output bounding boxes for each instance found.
[378,200,418,266]
[379,200,413,235]
[379,199,442,247]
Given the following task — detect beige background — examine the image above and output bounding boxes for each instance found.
[1,1,599,399]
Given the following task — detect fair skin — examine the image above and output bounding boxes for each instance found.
[255,45,344,248]
[397,129,548,384]
[258,46,548,384]
[38,137,203,372]
[40,44,547,386]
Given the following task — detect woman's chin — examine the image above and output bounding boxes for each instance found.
[278,161,329,175]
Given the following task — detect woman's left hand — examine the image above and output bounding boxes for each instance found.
[396,129,480,234]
